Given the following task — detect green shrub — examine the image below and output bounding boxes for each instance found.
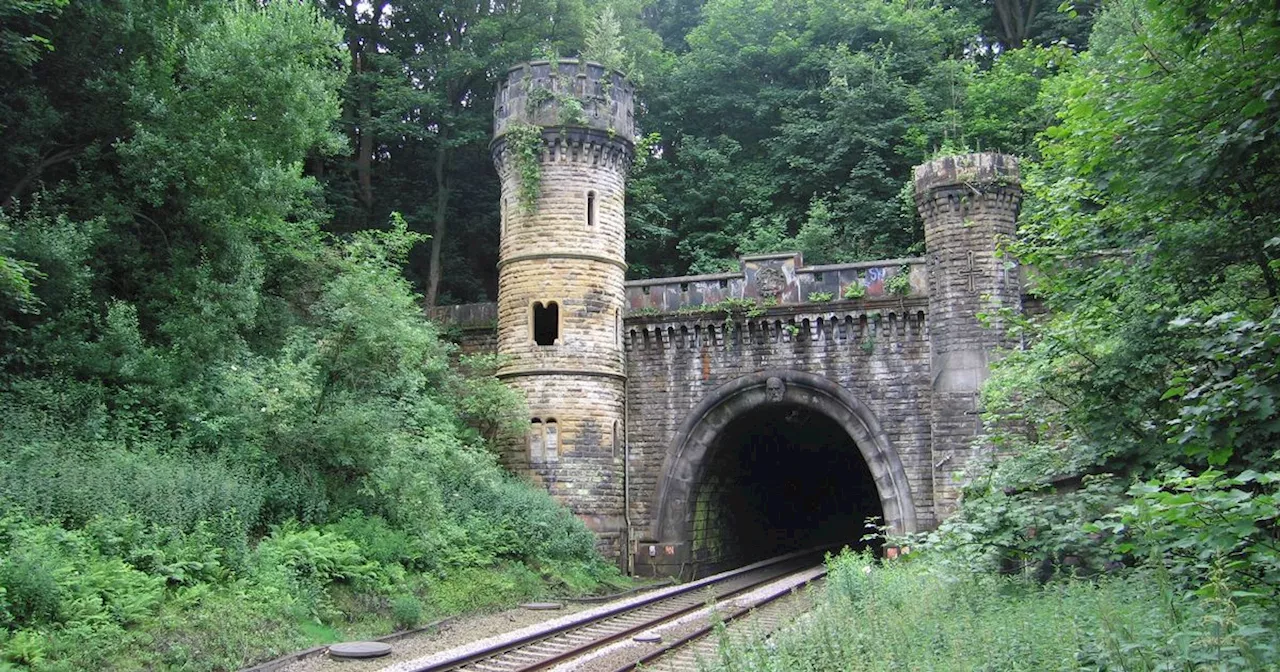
[255,522,379,590]
[3,630,46,666]
[0,513,164,633]
[0,445,266,537]
[325,514,428,570]
[843,282,866,299]
[426,564,544,614]
[389,594,423,629]
[0,554,61,627]
[709,550,1280,671]
[885,266,911,295]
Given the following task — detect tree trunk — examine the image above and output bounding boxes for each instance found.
[345,0,387,225]
[355,84,374,217]
[993,0,1038,49]
[425,133,450,307]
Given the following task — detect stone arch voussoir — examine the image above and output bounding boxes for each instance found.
[652,370,918,543]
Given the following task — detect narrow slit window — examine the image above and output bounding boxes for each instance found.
[544,419,559,462]
[532,301,559,345]
[586,191,596,227]
[529,419,544,462]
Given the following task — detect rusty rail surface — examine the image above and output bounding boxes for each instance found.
[402,548,831,672]
[605,567,827,672]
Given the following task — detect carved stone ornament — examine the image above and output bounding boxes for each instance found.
[765,376,786,403]
[756,267,786,297]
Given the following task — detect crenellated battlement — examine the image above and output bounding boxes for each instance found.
[913,152,1020,197]
[492,126,635,174]
[494,60,636,144]
[623,304,928,352]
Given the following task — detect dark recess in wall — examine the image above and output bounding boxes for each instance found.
[690,404,884,574]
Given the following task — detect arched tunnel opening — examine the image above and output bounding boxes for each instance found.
[687,403,883,575]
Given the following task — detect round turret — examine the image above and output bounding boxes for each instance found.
[491,61,636,565]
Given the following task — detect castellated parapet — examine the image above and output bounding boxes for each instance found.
[491,61,635,564]
[494,60,636,143]
[917,153,1022,517]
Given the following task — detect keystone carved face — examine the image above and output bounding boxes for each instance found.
[765,377,786,403]
[756,267,786,297]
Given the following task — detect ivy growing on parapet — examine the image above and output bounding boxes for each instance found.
[506,122,544,214]
[526,86,587,126]
[886,265,913,296]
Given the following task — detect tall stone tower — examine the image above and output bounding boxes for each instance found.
[916,153,1022,518]
[491,60,635,560]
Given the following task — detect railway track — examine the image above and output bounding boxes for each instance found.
[601,564,825,672]
[384,549,829,672]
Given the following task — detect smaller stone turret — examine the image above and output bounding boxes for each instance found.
[916,153,1022,519]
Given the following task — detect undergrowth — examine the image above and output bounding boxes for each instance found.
[0,216,628,670]
[709,550,1280,671]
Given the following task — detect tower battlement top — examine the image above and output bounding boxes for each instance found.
[494,60,635,144]
[913,152,1020,195]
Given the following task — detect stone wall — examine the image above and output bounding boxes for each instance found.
[623,299,935,573]
[428,303,497,355]
[626,253,927,313]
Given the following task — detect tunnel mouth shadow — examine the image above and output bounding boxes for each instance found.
[687,403,884,575]
[643,370,916,578]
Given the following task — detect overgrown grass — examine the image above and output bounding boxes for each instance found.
[708,550,1280,671]
[0,510,631,671]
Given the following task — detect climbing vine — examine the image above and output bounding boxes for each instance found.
[506,122,544,213]
[886,265,912,296]
[527,85,588,126]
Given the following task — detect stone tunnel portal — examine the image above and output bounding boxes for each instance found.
[687,403,883,574]
[643,371,917,578]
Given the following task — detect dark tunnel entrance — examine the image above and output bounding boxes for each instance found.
[687,403,883,575]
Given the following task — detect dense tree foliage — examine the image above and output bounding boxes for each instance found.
[623,0,1086,276]
[2,0,1277,667]
[0,2,615,669]
[925,0,1280,661]
[284,0,1091,293]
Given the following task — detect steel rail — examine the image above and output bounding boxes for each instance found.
[500,562,811,672]
[605,567,828,672]
[404,549,830,672]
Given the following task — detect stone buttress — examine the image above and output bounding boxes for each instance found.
[491,61,636,561]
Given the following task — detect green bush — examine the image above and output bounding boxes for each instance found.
[709,550,1280,671]
[0,445,267,538]
[255,522,380,590]
[0,555,60,627]
[389,594,423,629]
[0,514,164,632]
